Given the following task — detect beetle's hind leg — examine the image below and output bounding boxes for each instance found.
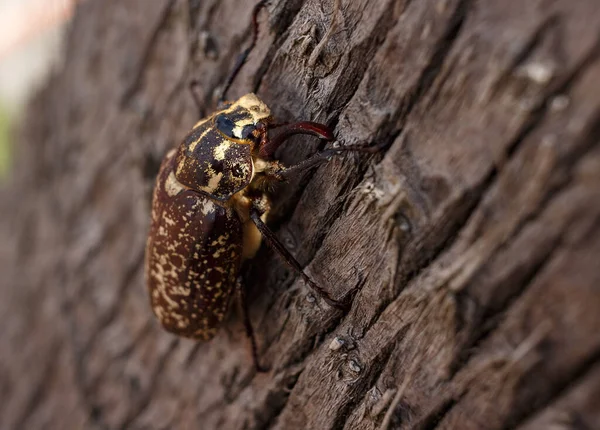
[236,277,267,373]
[249,206,354,311]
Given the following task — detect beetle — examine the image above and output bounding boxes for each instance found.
[145,0,379,370]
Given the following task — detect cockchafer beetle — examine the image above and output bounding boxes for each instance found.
[145,0,380,371]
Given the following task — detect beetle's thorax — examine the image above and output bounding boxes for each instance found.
[173,93,272,201]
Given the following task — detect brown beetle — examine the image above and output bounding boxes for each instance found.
[145,1,378,370]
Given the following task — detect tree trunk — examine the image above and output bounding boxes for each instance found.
[1,0,599,429]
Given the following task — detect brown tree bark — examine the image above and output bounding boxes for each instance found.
[1,0,599,429]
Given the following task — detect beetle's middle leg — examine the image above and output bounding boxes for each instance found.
[249,206,352,311]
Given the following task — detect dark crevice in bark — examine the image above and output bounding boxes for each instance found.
[490,14,562,101]
[503,349,600,430]
[251,0,309,95]
[79,251,145,356]
[259,369,304,430]
[328,337,401,430]
[505,34,600,160]
[120,0,178,107]
[348,324,416,428]
[118,339,179,430]
[325,0,406,119]
[183,339,205,369]
[270,0,307,38]
[448,236,561,378]
[396,0,472,128]
[186,0,203,30]
[409,397,459,430]
[13,342,61,430]
[255,297,295,363]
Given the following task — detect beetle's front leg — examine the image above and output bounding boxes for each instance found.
[266,142,387,182]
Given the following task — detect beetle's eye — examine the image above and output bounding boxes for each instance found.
[215,114,236,138]
[240,124,256,140]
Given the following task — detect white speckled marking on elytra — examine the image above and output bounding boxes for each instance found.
[165,171,185,197]
[200,199,215,215]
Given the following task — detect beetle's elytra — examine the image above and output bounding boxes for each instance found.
[145,1,378,368]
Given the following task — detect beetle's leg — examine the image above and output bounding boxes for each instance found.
[265,142,387,181]
[219,0,268,105]
[236,277,267,372]
[259,121,334,158]
[249,207,351,311]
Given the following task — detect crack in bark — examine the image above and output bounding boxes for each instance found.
[395,0,472,130]
[503,349,600,430]
[118,338,179,430]
[252,0,309,95]
[79,250,145,356]
[63,250,146,430]
[329,326,413,430]
[12,341,61,430]
[408,397,459,430]
[489,14,561,102]
[448,236,561,378]
[120,0,178,107]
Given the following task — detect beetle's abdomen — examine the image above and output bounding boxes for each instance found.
[145,152,243,340]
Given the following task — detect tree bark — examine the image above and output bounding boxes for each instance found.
[1,0,599,429]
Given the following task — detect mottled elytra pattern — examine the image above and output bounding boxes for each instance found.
[145,150,243,340]
[175,94,271,201]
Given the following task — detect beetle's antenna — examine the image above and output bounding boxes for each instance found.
[219,0,268,105]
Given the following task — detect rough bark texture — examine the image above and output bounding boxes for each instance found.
[1,0,599,429]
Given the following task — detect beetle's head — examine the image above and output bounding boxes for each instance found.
[213,93,271,146]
